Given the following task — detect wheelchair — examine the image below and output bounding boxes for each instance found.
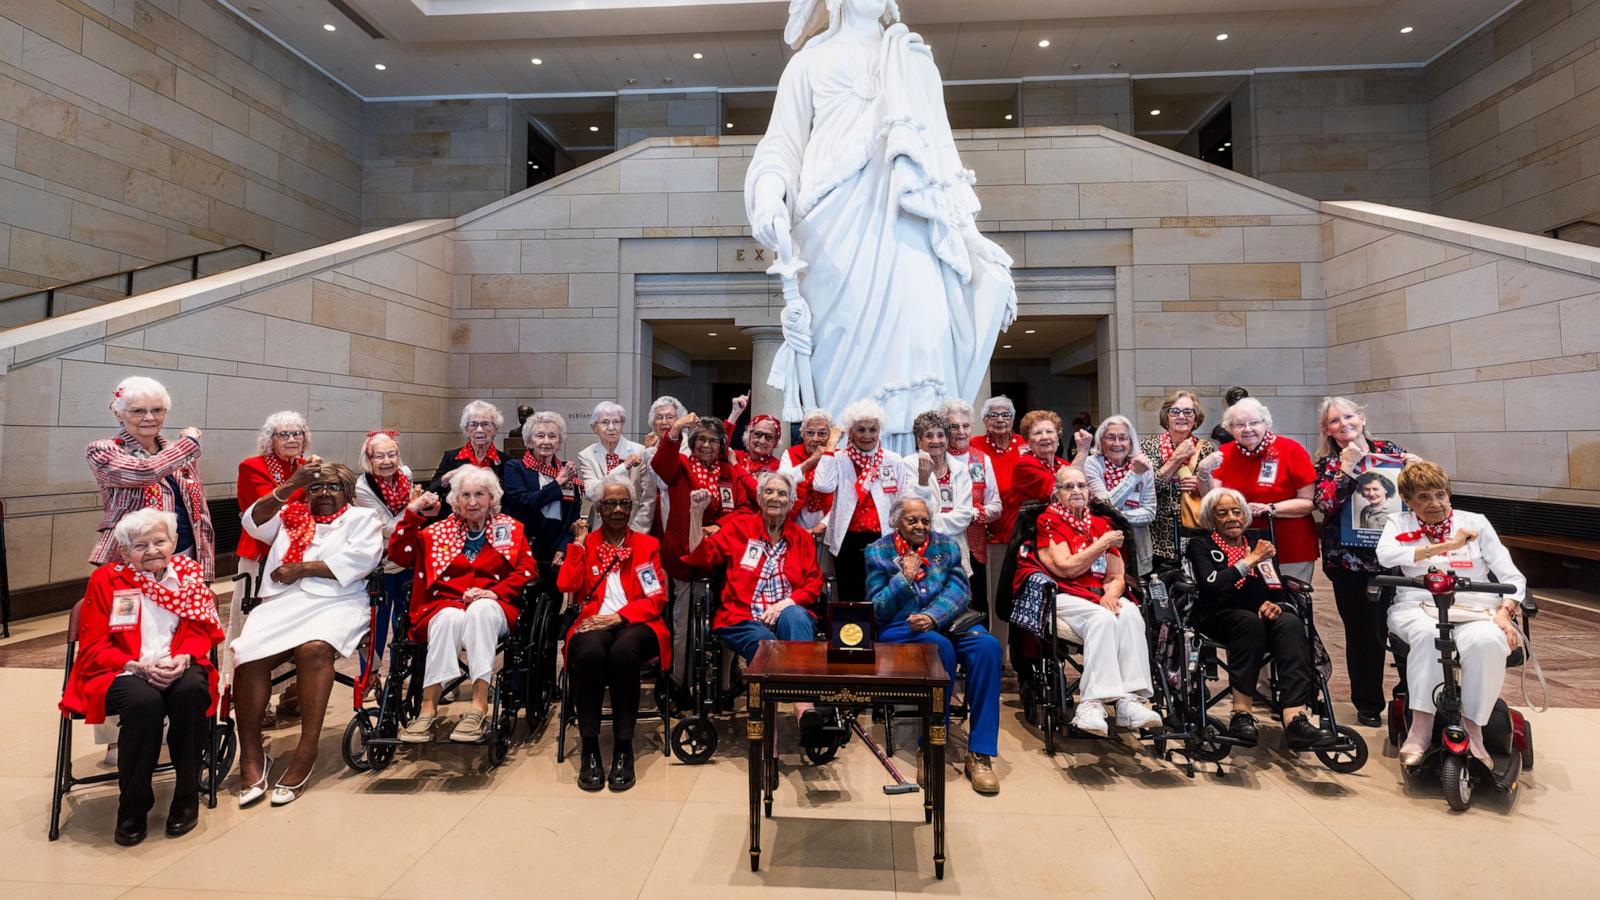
[48,572,242,840]
[553,620,673,765]
[341,576,559,770]
[1150,524,1368,777]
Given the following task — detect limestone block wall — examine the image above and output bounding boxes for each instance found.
[1248,69,1430,210]
[616,91,720,148]
[1428,0,1600,234]
[1020,80,1133,132]
[363,98,518,231]
[0,0,363,298]
[1322,201,1600,505]
[0,221,458,595]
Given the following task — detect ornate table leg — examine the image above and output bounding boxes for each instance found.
[930,690,946,880]
[748,684,763,871]
[763,700,776,817]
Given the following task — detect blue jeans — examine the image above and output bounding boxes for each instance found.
[713,605,816,663]
[362,570,412,676]
[877,620,1003,757]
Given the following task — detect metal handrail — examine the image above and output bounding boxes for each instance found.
[0,244,270,319]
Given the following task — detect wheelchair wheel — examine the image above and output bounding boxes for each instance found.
[199,719,238,793]
[802,737,844,765]
[1314,725,1369,774]
[671,716,718,764]
[342,710,378,773]
[1441,754,1473,811]
[1019,680,1040,727]
[1194,715,1232,763]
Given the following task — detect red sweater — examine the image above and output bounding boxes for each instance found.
[650,431,754,581]
[683,510,822,630]
[60,564,223,724]
[235,455,303,562]
[1000,453,1067,543]
[1212,436,1319,564]
[556,530,672,668]
[973,433,1026,544]
[387,510,537,638]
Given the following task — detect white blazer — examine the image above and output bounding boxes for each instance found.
[241,502,384,600]
[350,465,413,574]
[1375,510,1526,612]
[902,454,976,572]
[577,438,652,532]
[814,447,913,555]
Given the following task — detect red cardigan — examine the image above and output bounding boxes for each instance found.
[1000,453,1067,542]
[555,530,672,668]
[235,455,303,562]
[683,510,822,630]
[387,510,537,639]
[60,564,223,724]
[650,431,755,581]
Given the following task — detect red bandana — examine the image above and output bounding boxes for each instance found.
[894,533,929,581]
[1211,532,1251,588]
[1101,459,1130,492]
[132,554,220,627]
[457,444,501,467]
[789,445,835,514]
[424,514,517,583]
[523,453,584,494]
[1049,502,1093,537]
[376,472,411,515]
[592,535,632,571]
[1395,515,1454,545]
[846,444,884,511]
[263,453,303,486]
[1235,431,1277,459]
[605,450,622,472]
[1157,432,1179,462]
[278,501,349,565]
[686,456,722,492]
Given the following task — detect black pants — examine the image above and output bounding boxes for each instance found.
[568,622,658,740]
[1199,608,1316,709]
[1326,566,1386,716]
[832,530,879,602]
[969,556,989,616]
[104,666,209,821]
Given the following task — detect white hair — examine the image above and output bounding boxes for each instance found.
[1222,396,1273,433]
[939,398,975,420]
[458,400,504,434]
[591,400,626,425]
[980,395,1015,419]
[800,409,832,430]
[1092,415,1141,457]
[649,395,686,420]
[359,432,403,476]
[255,410,311,456]
[1199,487,1253,531]
[447,465,504,516]
[1315,395,1368,459]
[110,376,172,417]
[522,410,567,448]
[754,468,797,501]
[597,471,637,502]
[839,399,886,433]
[112,508,177,550]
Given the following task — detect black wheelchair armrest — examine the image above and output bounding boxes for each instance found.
[231,570,259,616]
[1521,596,1539,620]
[366,571,385,608]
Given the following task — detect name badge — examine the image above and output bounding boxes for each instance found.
[491,523,513,549]
[1442,545,1474,570]
[740,538,765,570]
[636,563,663,596]
[1125,498,1142,509]
[880,463,898,494]
[109,589,141,632]
[718,484,735,511]
[1091,554,1108,576]
[562,484,577,501]
[1257,458,1280,485]
[1258,559,1284,590]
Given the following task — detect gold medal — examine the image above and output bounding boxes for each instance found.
[839,622,864,646]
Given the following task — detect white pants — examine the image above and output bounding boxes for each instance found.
[424,599,508,689]
[1388,603,1509,724]
[1054,595,1154,703]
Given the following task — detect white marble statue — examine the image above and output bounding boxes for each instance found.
[746,0,1018,454]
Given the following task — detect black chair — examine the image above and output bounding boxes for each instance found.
[48,576,240,840]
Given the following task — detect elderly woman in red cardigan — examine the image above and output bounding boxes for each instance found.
[388,466,537,745]
[557,474,671,792]
[61,508,223,847]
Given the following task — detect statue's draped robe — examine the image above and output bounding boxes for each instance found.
[746,25,1015,454]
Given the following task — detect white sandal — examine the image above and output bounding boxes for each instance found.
[239,753,274,807]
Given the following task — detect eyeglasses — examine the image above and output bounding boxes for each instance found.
[273,430,306,440]
[1235,419,1267,429]
[593,418,623,428]
[1057,481,1089,491]
[983,412,1014,420]
[749,431,780,442]
[306,482,343,494]
[465,421,496,431]
[368,451,400,461]
[125,407,167,419]
[1102,434,1131,443]
[1165,407,1197,418]
[596,499,634,509]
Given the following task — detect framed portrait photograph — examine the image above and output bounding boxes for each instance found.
[1340,453,1407,548]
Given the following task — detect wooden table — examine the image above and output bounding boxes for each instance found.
[742,640,951,878]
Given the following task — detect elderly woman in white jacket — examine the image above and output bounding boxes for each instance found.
[1376,461,1526,767]
[577,400,652,532]
[1081,415,1157,576]
[813,399,913,596]
[903,409,976,573]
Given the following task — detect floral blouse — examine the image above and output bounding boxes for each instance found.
[1313,437,1405,573]
[1139,432,1216,564]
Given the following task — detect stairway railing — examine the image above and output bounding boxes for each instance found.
[0,244,270,326]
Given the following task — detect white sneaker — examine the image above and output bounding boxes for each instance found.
[102,744,118,767]
[1072,700,1109,737]
[1115,697,1162,730]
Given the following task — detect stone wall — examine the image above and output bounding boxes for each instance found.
[1020,79,1132,132]
[616,91,719,148]
[1428,0,1600,234]
[0,221,457,594]
[0,0,363,298]
[1249,69,1431,210]
[363,98,518,232]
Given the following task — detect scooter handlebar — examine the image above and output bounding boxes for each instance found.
[1372,569,1518,595]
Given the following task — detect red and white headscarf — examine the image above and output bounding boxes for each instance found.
[456,444,501,467]
[846,444,884,510]
[278,501,348,565]
[1100,459,1130,492]
[1395,515,1454,545]
[1049,502,1093,538]
[523,453,584,494]
[1210,532,1251,588]
[263,453,303,486]
[744,414,782,467]
[1234,431,1277,459]
[132,553,220,627]
[685,455,722,492]
[893,533,929,581]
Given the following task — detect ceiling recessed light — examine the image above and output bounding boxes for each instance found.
[323,23,336,32]
[589,125,600,132]
[531,57,543,65]
[707,332,718,337]
[1024,329,1037,334]
[1224,141,1232,147]
[1400,26,1415,34]
[1037,39,1051,48]
[1216,33,1228,41]
[1002,344,1013,349]
[727,346,737,351]
[726,122,734,128]
[1150,109,1161,116]
[373,63,386,70]
[1004,113,1014,120]
[692,51,704,59]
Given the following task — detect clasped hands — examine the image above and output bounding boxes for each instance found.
[126,653,191,687]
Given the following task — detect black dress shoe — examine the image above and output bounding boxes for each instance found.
[1357,710,1383,728]
[1284,713,1338,750]
[114,814,148,847]
[578,749,605,792]
[1228,711,1259,746]
[607,749,636,793]
[165,795,199,837]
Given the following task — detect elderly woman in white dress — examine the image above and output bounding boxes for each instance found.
[350,431,416,671]
[233,461,383,807]
[1082,416,1158,576]
[577,401,652,532]
[1376,461,1527,766]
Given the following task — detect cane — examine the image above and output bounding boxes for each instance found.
[846,711,920,795]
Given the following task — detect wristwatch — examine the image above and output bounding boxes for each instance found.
[1267,503,1276,518]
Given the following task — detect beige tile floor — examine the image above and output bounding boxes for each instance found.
[6,659,1600,900]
